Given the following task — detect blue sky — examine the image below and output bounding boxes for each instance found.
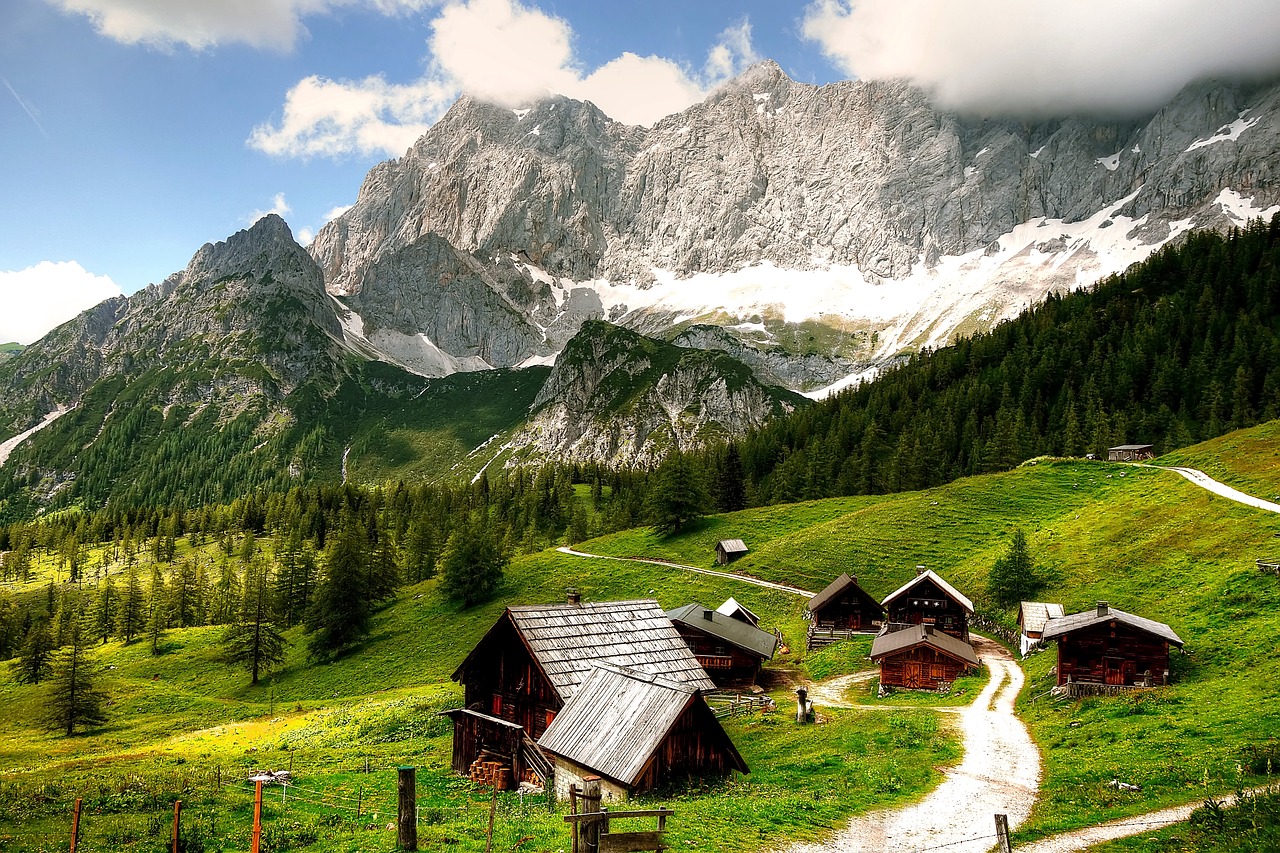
[3,0,1278,343]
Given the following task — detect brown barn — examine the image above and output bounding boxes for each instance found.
[715,539,749,565]
[1107,444,1155,462]
[1041,601,1183,687]
[448,597,744,795]
[538,663,748,801]
[665,602,778,687]
[870,624,980,690]
[1017,601,1065,657]
[881,569,974,641]
[807,573,884,631]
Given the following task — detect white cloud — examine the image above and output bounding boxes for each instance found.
[247,192,292,225]
[802,0,1280,116]
[323,203,354,222]
[251,0,761,157]
[0,261,122,344]
[46,0,434,51]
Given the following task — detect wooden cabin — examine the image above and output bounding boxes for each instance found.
[1041,602,1183,687]
[881,569,974,641]
[807,573,884,632]
[715,596,760,627]
[1107,444,1155,462]
[1017,601,1065,657]
[715,539,749,565]
[666,602,778,687]
[870,624,980,690]
[448,597,744,794]
[538,663,748,801]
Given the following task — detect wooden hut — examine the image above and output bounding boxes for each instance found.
[448,597,737,794]
[881,569,974,641]
[807,573,884,632]
[538,663,748,801]
[665,602,778,687]
[1017,601,1065,657]
[715,539,749,565]
[715,596,760,626]
[1041,601,1183,687]
[1107,444,1155,462]
[870,624,979,690]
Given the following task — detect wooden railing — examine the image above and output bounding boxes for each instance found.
[695,654,733,670]
[704,692,774,719]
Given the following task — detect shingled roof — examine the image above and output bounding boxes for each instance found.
[870,625,979,667]
[881,570,974,614]
[454,599,716,701]
[537,663,748,787]
[1018,601,1065,634]
[1041,603,1183,647]
[666,603,778,659]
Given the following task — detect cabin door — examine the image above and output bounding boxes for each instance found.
[902,662,923,688]
[1103,657,1126,685]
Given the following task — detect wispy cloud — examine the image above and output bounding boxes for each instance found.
[3,76,50,139]
[0,261,121,344]
[246,192,292,225]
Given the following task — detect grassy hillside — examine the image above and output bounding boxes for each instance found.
[3,422,1278,850]
[1159,417,1280,501]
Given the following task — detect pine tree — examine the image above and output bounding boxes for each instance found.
[713,444,748,513]
[43,612,107,736]
[644,449,709,536]
[209,558,242,626]
[0,590,20,660]
[439,516,509,608]
[94,578,116,644]
[115,564,145,643]
[222,553,286,686]
[306,516,372,660]
[987,528,1043,607]
[14,621,54,684]
[145,564,166,655]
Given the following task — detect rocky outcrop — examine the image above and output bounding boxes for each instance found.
[310,64,1280,391]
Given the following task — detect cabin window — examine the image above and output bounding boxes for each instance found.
[491,695,502,715]
[545,710,556,728]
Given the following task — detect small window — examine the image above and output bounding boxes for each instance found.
[492,695,502,715]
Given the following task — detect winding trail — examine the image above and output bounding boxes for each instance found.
[1142,464,1280,514]
[788,637,1040,853]
[554,546,815,597]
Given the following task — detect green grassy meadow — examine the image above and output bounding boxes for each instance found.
[3,423,1280,850]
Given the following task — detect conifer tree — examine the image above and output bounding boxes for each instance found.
[116,564,144,643]
[222,553,285,685]
[988,528,1043,607]
[644,449,709,536]
[94,578,116,644]
[439,515,508,607]
[145,564,166,655]
[0,590,19,660]
[306,515,371,660]
[44,610,107,736]
[209,558,242,626]
[14,621,54,684]
[713,443,748,512]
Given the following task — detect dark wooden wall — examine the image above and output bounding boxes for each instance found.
[886,578,969,640]
[672,623,763,687]
[631,699,744,794]
[812,593,881,630]
[878,646,972,690]
[1056,622,1172,687]
[458,618,563,739]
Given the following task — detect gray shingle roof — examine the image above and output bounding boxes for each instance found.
[536,663,747,786]
[717,539,749,554]
[870,625,980,667]
[881,570,975,614]
[503,599,716,699]
[1018,601,1065,634]
[1041,604,1183,646]
[665,602,778,659]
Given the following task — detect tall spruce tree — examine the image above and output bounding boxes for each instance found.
[222,553,285,686]
[439,516,508,608]
[145,564,166,655]
[14,621,54,684]
[988,528,1043,607]
[94,578,116,644]
[306,515,372,660]
[645,449,709,536]
[44,610,107,736]
[115,564,144,644]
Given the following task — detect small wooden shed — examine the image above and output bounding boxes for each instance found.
[666,602,778,687]
[1017,601,1065,657]
[715,539,749,565]
[881,569,974,642]
[870,624,979,690]
[807,573,884,631]
[538,663,748,801]
[1107,444,1155,462]
[1041,601,1183,687]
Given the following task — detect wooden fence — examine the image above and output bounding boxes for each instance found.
[704,692,773,719]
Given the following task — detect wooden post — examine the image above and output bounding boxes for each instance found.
[994,813,1012,853]
[288,750,294,775]
[578,777,601,853]
[356,785,362,819]
[397,766,418,851]
[570,785,579,853]
[69,798,82,853]
[483,784,498,853]
[172,800,182,853]
[251,780,264,853]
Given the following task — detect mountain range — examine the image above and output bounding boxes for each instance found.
[2,62,1279,511]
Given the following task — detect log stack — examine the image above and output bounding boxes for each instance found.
[468,755,511,790]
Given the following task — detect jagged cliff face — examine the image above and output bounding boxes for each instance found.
[311,63,1280,392]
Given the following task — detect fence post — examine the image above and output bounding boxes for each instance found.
[484,784,498,853]
[578,777,601,853]
[251,781,264,853]
[70,798,82,853]
[994,813,1012,853]
[172,800,182,853]
[570,785,579,853]
[397,766,418,851]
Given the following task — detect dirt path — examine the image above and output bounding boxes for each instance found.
[788,637,1040,853]
[554,546,815,597]
[1142,464,1280,514]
